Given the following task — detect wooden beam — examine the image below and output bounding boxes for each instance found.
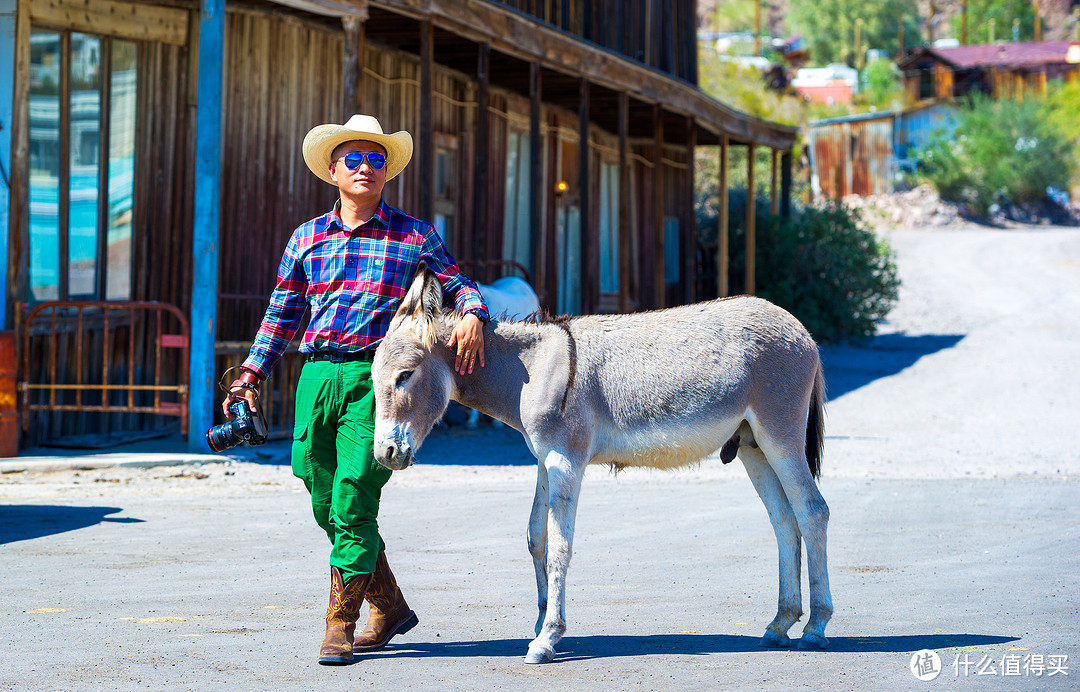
[717,134,729,298]
[770,148,780,217]
[529,62,541,289]
[30,0,188,46]
[617,91,630,313]
[189,0,226,450]
[419,19,433,222]
[652,104,664,309]
[684,116,696,304]
[473,42,490,268]
[341,15,366,117]
[745,143,756,296]
[578,77,592,314]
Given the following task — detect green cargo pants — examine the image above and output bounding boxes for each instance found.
[291,357,392,583]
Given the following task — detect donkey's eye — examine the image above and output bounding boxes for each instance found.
[395,370,413,388]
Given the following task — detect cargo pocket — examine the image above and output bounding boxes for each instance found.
[291,421,311,484]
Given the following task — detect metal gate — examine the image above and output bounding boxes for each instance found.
[19,301,190,441]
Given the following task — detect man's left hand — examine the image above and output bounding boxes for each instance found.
[447,313,486,375]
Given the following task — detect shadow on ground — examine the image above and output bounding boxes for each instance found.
[0,504,144,545]
[361,632,1017,662]
[821,333,965,400]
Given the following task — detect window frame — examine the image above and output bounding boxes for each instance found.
[27,26,137,303]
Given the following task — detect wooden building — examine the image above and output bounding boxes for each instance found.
[899,41,1080,102]
[1,0,796,451]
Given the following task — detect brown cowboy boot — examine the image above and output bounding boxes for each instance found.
[353,552,419,651]
[318,566,373,665]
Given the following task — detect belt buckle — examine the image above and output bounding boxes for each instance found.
[329,351,347,363]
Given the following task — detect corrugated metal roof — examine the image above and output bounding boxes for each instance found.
[900,41,1077,70]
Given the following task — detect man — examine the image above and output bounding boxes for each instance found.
[221,115,489,665]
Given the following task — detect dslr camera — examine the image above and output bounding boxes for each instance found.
[206,400,269,452]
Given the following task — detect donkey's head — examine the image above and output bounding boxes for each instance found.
[372,263,454,470]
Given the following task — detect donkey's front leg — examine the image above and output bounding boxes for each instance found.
[527,461,549,636]
[525,451,586,664]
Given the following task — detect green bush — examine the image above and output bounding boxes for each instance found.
[698,190,900,344]
[918,93,1074,217]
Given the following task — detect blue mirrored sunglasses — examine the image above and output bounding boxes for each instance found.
[336,151,387,170]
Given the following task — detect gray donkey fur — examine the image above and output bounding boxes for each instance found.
[372,264,832,664]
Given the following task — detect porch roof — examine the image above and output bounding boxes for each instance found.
[268,0,798,150]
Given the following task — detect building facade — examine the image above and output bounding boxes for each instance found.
[2,0,796,450]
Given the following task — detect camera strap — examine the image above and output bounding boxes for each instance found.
[218,366,261,401]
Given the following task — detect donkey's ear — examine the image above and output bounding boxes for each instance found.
[394,262,443,348]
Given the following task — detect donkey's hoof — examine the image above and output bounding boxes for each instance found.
[797,632,829,650]
[759,630,791,648]
[525,645,555,664]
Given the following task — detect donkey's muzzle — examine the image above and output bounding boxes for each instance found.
[376,442,414,471]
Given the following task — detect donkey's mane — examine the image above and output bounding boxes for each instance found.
[440,306,574,326]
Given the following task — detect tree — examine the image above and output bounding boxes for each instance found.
[951,0,1036,43]
[790,0,920,65]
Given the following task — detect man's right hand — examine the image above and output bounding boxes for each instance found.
[220,368,262,418]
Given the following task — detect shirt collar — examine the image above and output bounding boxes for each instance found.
[329,198,391,233]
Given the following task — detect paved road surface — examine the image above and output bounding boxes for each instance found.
[2,225,1078,690]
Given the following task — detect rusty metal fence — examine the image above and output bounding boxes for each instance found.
[19,301,190,440]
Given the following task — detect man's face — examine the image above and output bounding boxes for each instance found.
[329,140,388,200]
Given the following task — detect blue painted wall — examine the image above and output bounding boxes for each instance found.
[0,0,15,330]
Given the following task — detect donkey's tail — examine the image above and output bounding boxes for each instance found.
[805,364,827,480]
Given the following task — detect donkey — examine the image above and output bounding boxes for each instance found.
[372,264,832,664]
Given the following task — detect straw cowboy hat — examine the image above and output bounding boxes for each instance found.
[302,114,414,185]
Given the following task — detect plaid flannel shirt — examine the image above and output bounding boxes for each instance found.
[242,199,487,379]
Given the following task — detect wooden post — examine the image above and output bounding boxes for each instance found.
[529,62,542,292]
[780,150,792,218]
[578,77,592,313]
[419,20,433,223]
[7,0,28,317]
[189,0,226,451]
[342,10,368,118]
[617,92,630,312]
[652,104,665,309]
[745,142,756,296]
[717,134,729,298]
[684,116,696,304]
[1034,0,1041,42]
[473,42,490,269]
[770,148,780,217]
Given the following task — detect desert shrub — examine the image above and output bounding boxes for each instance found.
[918,93,1074,217]
[698,190,900,343]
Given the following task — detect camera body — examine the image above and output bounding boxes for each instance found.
[206,400,269,452]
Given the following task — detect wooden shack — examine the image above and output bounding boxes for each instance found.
[899,41,1080,102]
[2,0,796,450]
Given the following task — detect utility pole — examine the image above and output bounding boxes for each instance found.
[961,0,968,45]
[928,1,937,45]
[854,18,864,69]
[898,14,905,59]
[754,0,761,56]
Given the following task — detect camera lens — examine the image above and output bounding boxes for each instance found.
[206,419,240,452]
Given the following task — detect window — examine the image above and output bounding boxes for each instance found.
[502,129,533,276]
[29,29,136,302]
[598,162,619,294]
[433,134,457,252]
[664,216,680,284]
